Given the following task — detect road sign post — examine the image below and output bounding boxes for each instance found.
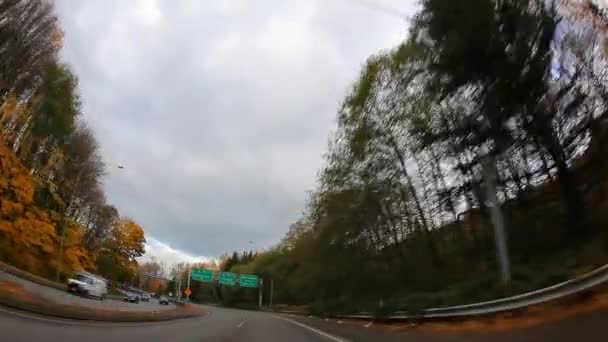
[270,279,274,307]
[186,268,191,300]
[258,278,263,308]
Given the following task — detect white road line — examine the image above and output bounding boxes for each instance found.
[273,315,348,342]
[364,321,373,328]
[237,320,245,328]
[0,306,109,326]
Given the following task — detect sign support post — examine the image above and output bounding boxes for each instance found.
[186,268,192,301]
[258,278,263,308]
[270,279,274,308]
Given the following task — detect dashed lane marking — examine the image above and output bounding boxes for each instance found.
[273,315,348,342]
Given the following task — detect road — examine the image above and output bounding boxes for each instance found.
[0,304,352,342]
[2,302,608,341]
[0,307,608,342]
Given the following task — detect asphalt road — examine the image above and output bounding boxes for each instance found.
[2,302,608,341]
[0,305,350,342]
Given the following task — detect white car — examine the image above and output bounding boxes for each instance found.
[67,271,108,300]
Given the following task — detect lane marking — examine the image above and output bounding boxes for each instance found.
[237,320,245,328]
[364,321,373,328]
[273,315,348,342]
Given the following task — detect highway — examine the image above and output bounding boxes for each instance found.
[0,304,351,342]
[2,302,608,341]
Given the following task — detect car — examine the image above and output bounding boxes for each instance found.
[141,293,151,302]
[66,271,108,300]
[159,296,169,305]
[123,294,140,303]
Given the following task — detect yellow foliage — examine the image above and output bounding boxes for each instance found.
[0,137,94,277]
[0,94,18,123]
[112,218,146,260]
[62,223,96,272]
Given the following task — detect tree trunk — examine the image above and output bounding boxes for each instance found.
[482,155,511,285]
[543,130,587,238]
[554,155,586,237]
[388,135,440,266]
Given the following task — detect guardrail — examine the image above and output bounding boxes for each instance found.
[418,264,608,318]
[279,263,608,320]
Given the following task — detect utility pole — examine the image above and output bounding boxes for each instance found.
[258,278,263,309]
[482,155,511,285]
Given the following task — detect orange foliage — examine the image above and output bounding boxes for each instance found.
[112,218,146,260]
[0,137,94,277]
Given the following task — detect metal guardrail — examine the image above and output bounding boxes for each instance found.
[295,263,608,320]
[418,264,608,318]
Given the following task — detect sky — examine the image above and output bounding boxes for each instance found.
[54,0,418,265]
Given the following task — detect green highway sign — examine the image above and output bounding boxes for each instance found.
[191,268,214,282]
[218,271,237,286]
[239,274,259,288]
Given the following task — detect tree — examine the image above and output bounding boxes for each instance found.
[0,0,148,286]
[0,0,62,97]
[111,218,146,260]
[221,0,608,313]
[96,218,146,282]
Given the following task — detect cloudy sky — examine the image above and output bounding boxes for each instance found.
[54,0,418,264]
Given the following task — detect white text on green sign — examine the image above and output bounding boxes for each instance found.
[191,268,214,282]
[218,272,237,285]
[239,274,259,288]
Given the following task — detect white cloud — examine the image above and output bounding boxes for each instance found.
[140,237,216,267]
[54,0,419,257]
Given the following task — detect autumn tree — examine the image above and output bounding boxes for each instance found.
[0,0,148,284]
[95,218,146,283]
[0,0,62,97]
